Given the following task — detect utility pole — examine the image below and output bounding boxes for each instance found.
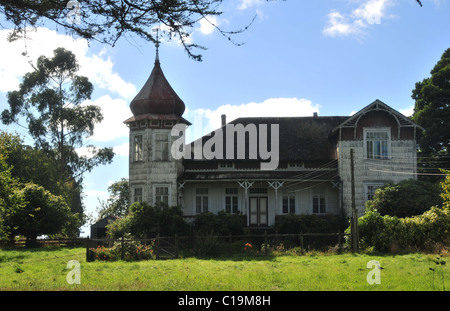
[350,149,359,252]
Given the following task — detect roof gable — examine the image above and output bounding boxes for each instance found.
[332,99,423,133]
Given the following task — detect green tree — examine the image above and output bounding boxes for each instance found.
[10,183,74,246]
[97,178,130,219]
[0,150,24,241]
[412,48,450,155]
[106,202,189,238]
[366,179,442,218]
[440,169,450,210]
[1,48,114,226]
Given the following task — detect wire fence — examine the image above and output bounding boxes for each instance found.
[0,232,351,261]
[86,232,350,261]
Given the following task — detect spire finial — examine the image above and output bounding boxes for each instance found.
[153,27,160,63]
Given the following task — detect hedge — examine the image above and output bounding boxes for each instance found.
[355,206,450,252]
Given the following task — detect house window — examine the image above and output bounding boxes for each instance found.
[133,187,143,203]
[365,183,384,202]
[365,129,390,159]
[133,135,143,162]
[282,195,295,214]
[154,132,169,161]
[312,195,326,214]
[225,188,239,214]
[195,188,209,214]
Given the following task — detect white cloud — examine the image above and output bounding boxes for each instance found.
[113,142,129,157]
[399,105,414,117]
[352,0,392,25]
[199,16,218,35]
[0,27,136,99]
[323,0,395,38]
[185,97,319,140]
[82,95,130,142]
[83,189,108,200]
[323,11,365,37]
[238,0,264,10]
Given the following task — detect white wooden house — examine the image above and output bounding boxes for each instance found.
[124,56,423,227]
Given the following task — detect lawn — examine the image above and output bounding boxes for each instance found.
[0,247,448,291]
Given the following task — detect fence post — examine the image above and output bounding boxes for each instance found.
[156,233,160,260]
[264,231,268,256]
[121,236,125,260]
[300,233,304,253]
[175,234,179,259]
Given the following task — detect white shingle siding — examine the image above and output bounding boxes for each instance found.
[338,139,417,216]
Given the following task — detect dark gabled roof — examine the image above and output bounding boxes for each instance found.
[186,116,348,162]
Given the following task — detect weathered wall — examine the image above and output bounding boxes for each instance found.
[338,139,417,216]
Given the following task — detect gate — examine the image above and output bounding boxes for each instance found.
[154,234,179,259]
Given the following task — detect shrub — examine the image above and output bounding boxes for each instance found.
[89,237,155,261]
[111,239,155,261]
[356,206,450,252]
[194,231,224,257]
[275,214,346,234]
[193,211,245,236]
[106,202,190,238]
[366,179,442,218]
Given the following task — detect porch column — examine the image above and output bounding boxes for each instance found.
[238,181,254,226]
[177,181,185,208]
[268,181,284,221]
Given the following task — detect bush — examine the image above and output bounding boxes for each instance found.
[106,202,190,238]
[194,231,224,257]
[356,206,450,252]
[193,211,246,236]
[366,179,442,218]
[88,238,155,261]
[275,214,347,234]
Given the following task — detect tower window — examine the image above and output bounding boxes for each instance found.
[154,132,169,161]
[133,135,143,162]
[133,187,143,203]
[155,186,170,206]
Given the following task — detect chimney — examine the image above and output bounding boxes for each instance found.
[313,112,318,117]
[221,114,226,126]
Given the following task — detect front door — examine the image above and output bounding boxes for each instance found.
[249,197,268,226]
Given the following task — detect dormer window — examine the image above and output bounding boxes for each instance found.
[288,161,304,169]
[218,162,234,169]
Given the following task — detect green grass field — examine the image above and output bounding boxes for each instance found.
[0,247,448,291]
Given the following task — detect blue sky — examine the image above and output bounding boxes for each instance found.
[0,0,449,236]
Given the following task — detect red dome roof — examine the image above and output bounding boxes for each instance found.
[130,59,185,117]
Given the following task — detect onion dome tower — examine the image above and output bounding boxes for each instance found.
[125,39,189,208]
[124,43,190,125]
